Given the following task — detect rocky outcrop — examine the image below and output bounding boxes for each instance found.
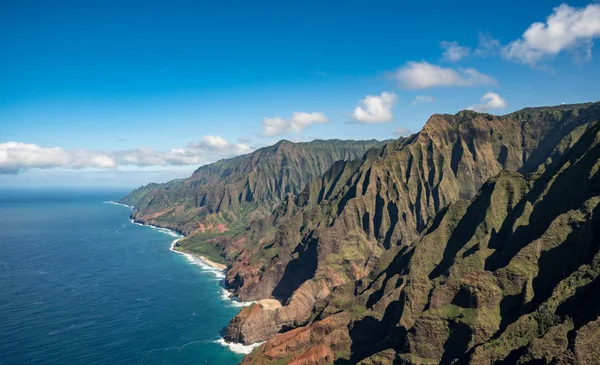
[241,312,352,365]
[226,279,331,344]
[225,103,600,345]
[242,119,600,364]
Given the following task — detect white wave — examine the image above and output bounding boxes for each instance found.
[215,338,265,355]
[104,201,134,209]
[221,287,234,300]
[126,218,228,282]
[128,219,181,238]
[171,250,253,307]
[173,250,227,280]
[229,300,256,308]
[126,212,258,354]
[219,288,254,307]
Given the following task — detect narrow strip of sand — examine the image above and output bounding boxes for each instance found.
[258,299,282,310]
[170,240,228,271]
[196,255,227,271]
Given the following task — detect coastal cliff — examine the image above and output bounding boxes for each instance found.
[243,118,600,364]
[122,102,600,364]
[121,139,386,263]
[223,103,600,347]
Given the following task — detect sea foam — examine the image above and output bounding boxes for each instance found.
[173,247,226,280]
[121,213,255,307]
[215,338,265,355]
[104,201,134,209]
[107,203,261,354]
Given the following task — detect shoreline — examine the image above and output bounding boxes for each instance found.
[106,201,227,271]
[105,200,263,355]
[170,240,227,271]
[128,218,227,273]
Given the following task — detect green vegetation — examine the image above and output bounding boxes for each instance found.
[122,103,600,364]
[235,102,600,365]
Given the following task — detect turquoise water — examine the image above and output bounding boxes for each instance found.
[0,190,244,364]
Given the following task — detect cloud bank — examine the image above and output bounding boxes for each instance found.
[0,142,116,174]
[350,91,398,123]
[0,136,254,174]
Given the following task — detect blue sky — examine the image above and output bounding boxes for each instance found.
[2,0,600,187]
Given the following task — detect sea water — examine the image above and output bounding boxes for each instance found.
[0,189,249,364]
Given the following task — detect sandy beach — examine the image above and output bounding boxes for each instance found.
[186,252,227,271]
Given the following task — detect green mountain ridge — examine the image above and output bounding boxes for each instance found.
[222,103,600,350]
[242,118,600,365]
[120,138,387,262]
[121,102,600,364]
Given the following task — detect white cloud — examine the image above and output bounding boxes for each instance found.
[261,112,328,137]
[392,61,496,89]
[439,35,501,60]
[392,126,412,137]
[0,142,116,174]
[262,117,288,137]
[440,41,471,61]
[411,95,435,105]
[474,33,501,57]
[201,135,230,149]
[0,136,255,174]
[467,92,507,112]
[289,112,329,131]
[350,91,398,123]
[504,3,600,65]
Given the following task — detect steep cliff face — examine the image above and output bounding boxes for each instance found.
[224,103,600,345]
[242,118,600,364]
[119,139,386,262]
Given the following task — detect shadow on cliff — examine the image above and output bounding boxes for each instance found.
[334,299,405,364]
[486,125,600,273]
[485,124,600,343]
[272,235,318,300]
[437,320,473,365]
[429,181,495,280]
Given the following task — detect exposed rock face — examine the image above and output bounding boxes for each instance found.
[242,119,600,364]
[225,103,600,345]
[242,312,352,365]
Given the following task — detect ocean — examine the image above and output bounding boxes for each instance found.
[0,189,251,364]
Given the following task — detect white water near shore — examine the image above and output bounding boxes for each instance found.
[214,338,266,355]
[104,201,261,354]
[104,201,134,209]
